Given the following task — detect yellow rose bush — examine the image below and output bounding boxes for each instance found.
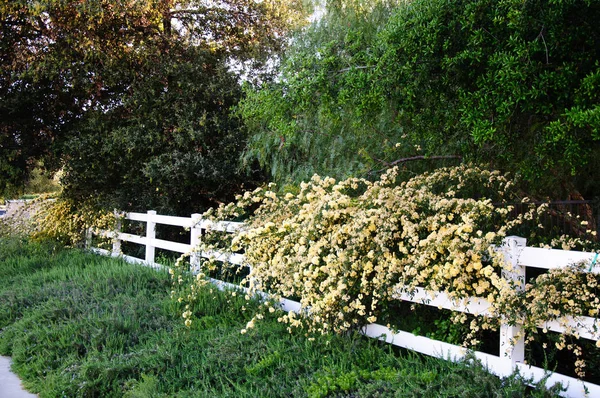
[186,165,518,329]
[0,194,115,247]
[175,164,599,378]
[495,262,600,378]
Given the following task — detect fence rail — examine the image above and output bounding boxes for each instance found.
[89,210,600,398]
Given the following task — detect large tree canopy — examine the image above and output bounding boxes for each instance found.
[1,0,307,211]
[239,0,401,185]
[239,0,600,199]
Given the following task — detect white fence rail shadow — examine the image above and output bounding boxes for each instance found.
[89,210,600,398]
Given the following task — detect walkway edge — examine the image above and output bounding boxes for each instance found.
[0,356,38,398]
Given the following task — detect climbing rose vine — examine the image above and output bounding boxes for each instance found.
[172,165,599,378]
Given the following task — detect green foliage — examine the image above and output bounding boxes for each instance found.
[60,46,252,214]
[381,0,600,196]
[239,0,404,185]
[244,350,282,376]
[240,0,600,198]
[22,166,61,195]
[1,0,171,195]
[0,0,309,210]
[0,239,559,397]
[303,354,564,398]
[123,374,164,398]
[427,317,469,346]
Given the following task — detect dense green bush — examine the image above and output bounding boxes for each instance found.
[0,0,308,213]
[239,0,400,185]
[380,0,600,197]
[239,0,600,199]
[59,47,254,215]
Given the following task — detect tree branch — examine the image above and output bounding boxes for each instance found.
[536,26,549,65]
[388,155,462,167]
[336,65,375,74]
[370,155,462,174]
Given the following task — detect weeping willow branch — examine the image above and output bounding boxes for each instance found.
[370,155,462,175]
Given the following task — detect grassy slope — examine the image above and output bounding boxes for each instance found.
[0,239,562,397]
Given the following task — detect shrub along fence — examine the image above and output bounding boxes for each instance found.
[500,200,600,241]
[89,210,600,398]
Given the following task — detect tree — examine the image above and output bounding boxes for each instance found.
[1,0,170,195]
[0,0,308,211]
[60,46,252,214]
[239,0,600,199]
[379,0,600,198]
[238,0,406,186]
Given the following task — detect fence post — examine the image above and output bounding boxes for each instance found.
[85,227,93,249]
[145,210,157,264]
[499,236,527,372]
[190,213,202,274]
[112,210,122,256]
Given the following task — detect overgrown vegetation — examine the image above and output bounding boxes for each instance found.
[5,0,600,210]
[181,165,600,379]
[3,0,600,393]
[0,239,562,397]
[0,195,115,247]
[1,0,309,213]
[239,0,600,200]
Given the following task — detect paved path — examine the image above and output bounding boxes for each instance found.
[0,356,37,398]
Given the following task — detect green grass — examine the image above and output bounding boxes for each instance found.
[0,238,563,397]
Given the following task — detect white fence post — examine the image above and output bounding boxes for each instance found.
[112,210,122,256]
[190,213,202,273]
[145,210,157,264]
[499,236,527,371]
[85,227,93,249]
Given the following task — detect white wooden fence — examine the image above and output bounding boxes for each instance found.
[89,210,600,398]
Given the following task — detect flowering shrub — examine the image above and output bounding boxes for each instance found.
[0,194,115,246]
[174,165,599,377]
[498,262,600,377]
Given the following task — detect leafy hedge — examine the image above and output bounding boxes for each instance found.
[239,0,600,198]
